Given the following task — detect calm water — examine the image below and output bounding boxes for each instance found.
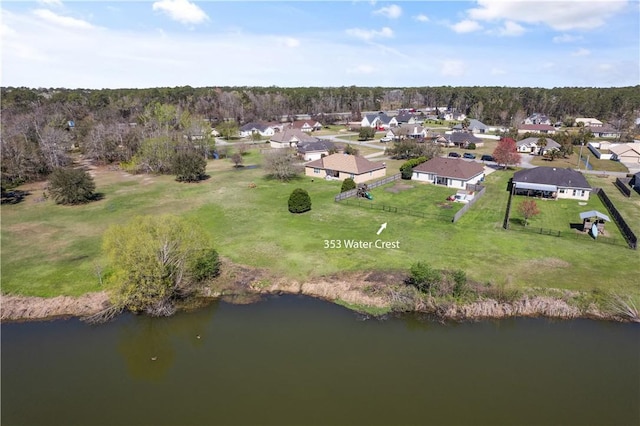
[2,295,639,426]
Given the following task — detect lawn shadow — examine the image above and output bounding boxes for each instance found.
[1,190,31,205]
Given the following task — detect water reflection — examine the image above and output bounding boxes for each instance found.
[117,301,218,381]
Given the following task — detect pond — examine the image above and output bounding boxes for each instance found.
[2,295,639,426]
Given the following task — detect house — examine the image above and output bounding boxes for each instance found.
[305,153,387,183]
[590,124,622,138]
[629,172,640,193]
[445,132,484,148]
[524,113,552,126]
[269,128,317,149]
[439,110,466,121]
[388,124,429,140]
[412,157,485,189]
[453,119,489,134]
[575,118,603,127]
[395,112,420,124]
[511,167,592,200]
[297,140,336,161]
[516,137,561,155]
[609,143,640,164]
[287,120,323,133]
[361,112,398,130]
[239,122,276,138]
[517,124,557,135]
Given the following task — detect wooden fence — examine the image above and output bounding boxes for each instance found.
[452,185,486,223]
[334,173,401,201]
[593,187,637,250]
[614,178,632,197]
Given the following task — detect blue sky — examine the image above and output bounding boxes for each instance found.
[1,0,638,89]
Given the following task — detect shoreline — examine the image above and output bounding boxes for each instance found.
[1,268,637,323]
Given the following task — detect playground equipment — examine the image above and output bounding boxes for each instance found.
[356,184,373,200]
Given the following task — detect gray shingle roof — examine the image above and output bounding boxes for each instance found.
[512,167,591,189]
[413,157,485,180]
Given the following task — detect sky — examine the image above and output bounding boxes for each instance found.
[1,0,639,89]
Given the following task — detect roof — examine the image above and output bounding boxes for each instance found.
[297,140,335,153]
[518,124,556,131]
[413,157,485,180]
[447,132,483,144]
[395,112,416,123]
[512,167,591,189]
[517,137,561,149]
[240,122,271,132]
[579,211,610,222]
[609,143,640,156]
[453,119,488,131]
[305,153,386,175]
[270,128,317,143]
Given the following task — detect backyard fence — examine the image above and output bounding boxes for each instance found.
[508,224,629,248]
[614,178,632,197]
[593,187,637,250]
[334,173,401,201]
[452,185,486,223]
[337,198,454,222]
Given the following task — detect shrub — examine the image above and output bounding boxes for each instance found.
[344,144,359,155]
[452,269,468,297]
[190,249,221,282]
[341,178,356,193]
[399,156,427,173]
[48,167,96,205]
[173,150,207,182]
[467,143,476,150]
[358,127,376,141]
[401,167,413,180]
[407,262,442,294]
[288,188,311,213]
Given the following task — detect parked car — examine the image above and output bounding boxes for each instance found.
[463,153,476,159]
[380,136,392,142]
[480,154,494,162]
[448,152,460,158]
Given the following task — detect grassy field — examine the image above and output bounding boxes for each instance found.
[529,154,629,172]
[2,149,639,303]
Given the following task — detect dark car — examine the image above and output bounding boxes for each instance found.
[480,154,494,162]
[463,153,476,159]
[448,152,460,158]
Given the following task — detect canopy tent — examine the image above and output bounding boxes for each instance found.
[579,210,611,222]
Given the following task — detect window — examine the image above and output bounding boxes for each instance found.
[314,168,320,174]
[559,189,565,194]
[572,189,577,196]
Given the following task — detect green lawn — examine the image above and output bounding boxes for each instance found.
[2,150,639,303]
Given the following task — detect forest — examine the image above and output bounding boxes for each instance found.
[2,85,639,188]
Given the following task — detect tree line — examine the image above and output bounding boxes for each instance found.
[2,85,638,188]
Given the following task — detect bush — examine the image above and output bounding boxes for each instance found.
[341,178,356,193]
[48,167,96,205]
[173,150,207,182]
[452,269,468,297]
[401,167,413,180]
[407,262,442,294]
[467,143,476,150]
[344,144,359,155]
[190,249,221,282]
[288,188,311,213]
[358,127,376,141]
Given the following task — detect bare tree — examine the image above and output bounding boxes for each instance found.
[263,149,301,181]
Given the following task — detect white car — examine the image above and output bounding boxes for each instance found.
[380,136,392,143]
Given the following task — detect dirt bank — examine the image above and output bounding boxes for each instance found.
[1,292,110,322]
[1,266,636,323]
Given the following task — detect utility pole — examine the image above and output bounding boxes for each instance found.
[578,142,584,170]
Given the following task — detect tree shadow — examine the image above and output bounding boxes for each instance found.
[1,190,31,205]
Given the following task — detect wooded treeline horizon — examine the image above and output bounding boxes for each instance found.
[2,85,639,189]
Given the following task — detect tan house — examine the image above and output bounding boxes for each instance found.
[270,128,317,149]
[305,153,386,183]
[610,143,640,164]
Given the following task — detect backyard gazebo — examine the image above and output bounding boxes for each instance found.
[579,210,610,235]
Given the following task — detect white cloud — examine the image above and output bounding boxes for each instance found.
[499,21,525,36]
[347,65,375,74]
[346,27,393,41]
[279,37,300,48]
[440,60,466,77]
[372,4,402,19]
[414,14,429,23]
[572,48,591,56]
[467,0,628,31]
[37,0,63,7]
[152,0,209,25]
[32,9,95,30]
[553,34,583,43]
[451,20,483,33]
